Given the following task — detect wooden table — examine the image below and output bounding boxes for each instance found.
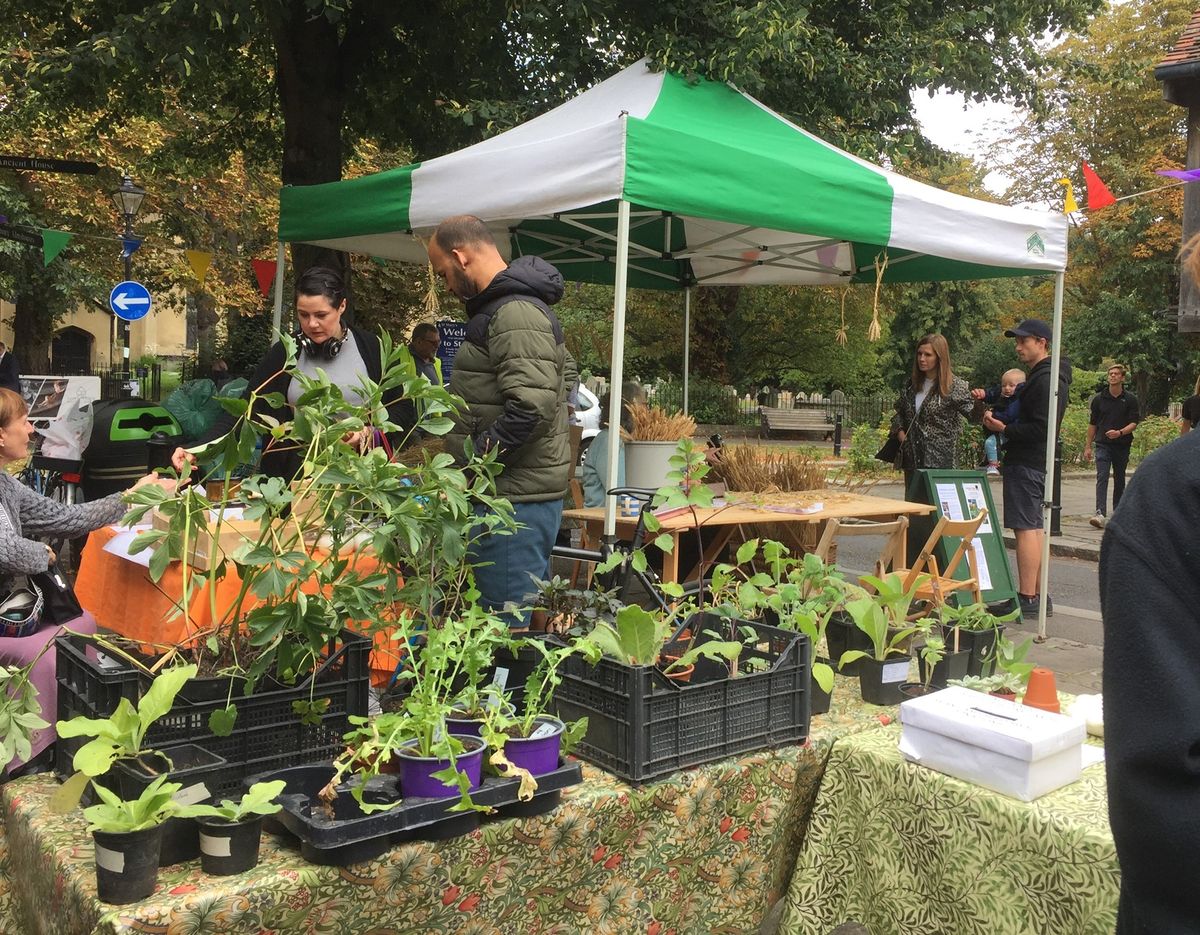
[564,491,936,586]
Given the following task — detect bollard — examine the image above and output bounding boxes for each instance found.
[1050,438,1063,537]
[833,413,843,457]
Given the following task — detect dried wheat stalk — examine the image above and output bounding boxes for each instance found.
[710,444,826,492]
[619,401,696,441]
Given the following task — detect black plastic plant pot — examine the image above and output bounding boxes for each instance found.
[810,668,832,716]
[898,682,935,701]
[93,824,163,904]
[857,655,912,706]
[826,613,872,677]
[954,626,1006,677]
[916,647,971,689]
[197,815,264,876]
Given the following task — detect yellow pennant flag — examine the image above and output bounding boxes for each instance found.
[1057,178,1078,214]
[185,249,213,286]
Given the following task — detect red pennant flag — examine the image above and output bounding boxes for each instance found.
[1081,162,1116,211]
[251,258,277,297]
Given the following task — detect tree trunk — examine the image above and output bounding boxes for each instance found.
[271,2,353,318]
[13,291,54,373]
[689,287,741,383]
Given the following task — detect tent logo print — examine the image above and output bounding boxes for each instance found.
[1026,232,1045,257]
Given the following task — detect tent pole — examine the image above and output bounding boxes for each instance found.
[682,288,691,414]
[1037,270,1066,641]
[604,200,632,540]
[270,241,286,338]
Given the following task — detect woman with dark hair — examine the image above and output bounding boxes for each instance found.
[892,333,979,490]
[0,388,171,778]
[172,266,405,479]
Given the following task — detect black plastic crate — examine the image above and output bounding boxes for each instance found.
[552,615,811,782]
[55,630,371,799]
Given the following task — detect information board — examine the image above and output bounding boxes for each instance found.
[905,469,1018,612]
[436,320,466,386]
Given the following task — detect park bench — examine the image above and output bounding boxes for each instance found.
[759,406,832,439]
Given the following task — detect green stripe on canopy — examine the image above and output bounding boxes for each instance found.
[278,164,418,242]
[624,70,894,245]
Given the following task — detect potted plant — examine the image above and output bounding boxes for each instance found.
[585,604,744,682]
[525,575,622,637]
[914,626,971,690]
[839,594,926,705]
[84,773,182,904]
[178,780,286,875]
[938,600,1020,677]
[620,401,696,491]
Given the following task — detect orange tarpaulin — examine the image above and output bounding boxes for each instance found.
[75,525,402,687]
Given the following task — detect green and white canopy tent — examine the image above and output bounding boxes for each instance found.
[278,58,1069,633]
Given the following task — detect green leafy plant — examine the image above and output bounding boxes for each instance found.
[917,631,946,691]
[587,604,743,675]
[859,571,929,630]
[840,597,930,667]
[950,672,1025,695]
[0,657,51,771]
[991,633,1035,687]
[178,780,286,823]
[83,774,183,834]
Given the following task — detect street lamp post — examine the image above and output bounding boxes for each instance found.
[111,174,145,388]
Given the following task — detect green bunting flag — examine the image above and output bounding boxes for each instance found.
[40,229,72,266]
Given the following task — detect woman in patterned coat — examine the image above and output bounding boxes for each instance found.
[892,333,981,490]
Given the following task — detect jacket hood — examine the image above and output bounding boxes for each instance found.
[467,256,564,316]
[1031,353,1073,386]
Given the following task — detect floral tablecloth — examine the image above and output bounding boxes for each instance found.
[0,684,886,935]
[779,725,1119,935]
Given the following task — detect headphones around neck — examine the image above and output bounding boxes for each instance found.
[295,326,346,361]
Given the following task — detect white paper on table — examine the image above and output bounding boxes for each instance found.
[935,484,965,521]
[102,528,153,568]
[961,483,992,533]
[970,538,992,591]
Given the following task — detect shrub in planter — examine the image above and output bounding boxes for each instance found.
[179,780,285,875]
[839,595,928,706]
[84,774,181,904]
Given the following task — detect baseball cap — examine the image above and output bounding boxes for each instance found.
[1004,319,1052,341]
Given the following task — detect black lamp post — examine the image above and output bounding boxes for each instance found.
[111,174,145,382]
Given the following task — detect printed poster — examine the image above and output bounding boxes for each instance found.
[971,538,992,591]
[935,484,964,521]
[960,482,993,533]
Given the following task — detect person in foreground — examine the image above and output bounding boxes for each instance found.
[891,333,978,491]
[426,215,570,626]
[1100,428,1200,933]
[981,318,1070,619]
[0,388,172,778]
[173,266,404,479]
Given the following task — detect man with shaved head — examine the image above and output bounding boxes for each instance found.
[428,215,570,626]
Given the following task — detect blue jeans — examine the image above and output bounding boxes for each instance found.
[469,499,563,627]
[1095,443,1130,515]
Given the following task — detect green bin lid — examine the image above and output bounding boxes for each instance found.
[108,406,182,442]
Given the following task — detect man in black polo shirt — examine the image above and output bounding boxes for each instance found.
[1085,363,1139,529]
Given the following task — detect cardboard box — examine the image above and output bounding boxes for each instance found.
[151,506,262,572]
[898,686,1086,801]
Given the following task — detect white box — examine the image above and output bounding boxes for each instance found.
[898,686,1086,801]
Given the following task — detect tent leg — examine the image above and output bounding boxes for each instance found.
[270,241,286,337]
[1037,270,1066,641]
[683,288,691,415]
[604,200,632,541]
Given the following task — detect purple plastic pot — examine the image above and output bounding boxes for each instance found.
[395,737,485,799]
[504,717,564,777]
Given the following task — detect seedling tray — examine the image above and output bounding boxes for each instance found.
[247,759,583,866]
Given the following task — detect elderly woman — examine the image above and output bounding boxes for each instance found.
[0,387,170,778]
[892,333,980,490]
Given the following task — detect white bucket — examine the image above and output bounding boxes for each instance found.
[623,440,681,493]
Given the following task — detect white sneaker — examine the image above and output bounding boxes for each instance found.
[1089,512,1106,529]
[985,465,1000,476]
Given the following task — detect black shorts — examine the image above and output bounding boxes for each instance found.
[1003,463,1046,530]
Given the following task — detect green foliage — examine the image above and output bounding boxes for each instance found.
[83,774,183,834]
[1130,416,1178,463]
[844,419,893,476]
[178,780,286,823]
[0,661,50,771]
[918,632,946,691]
[651,377,745,425]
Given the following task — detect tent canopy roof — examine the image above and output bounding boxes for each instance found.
[279,60,1067,288]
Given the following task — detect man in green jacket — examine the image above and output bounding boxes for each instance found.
[428,215,570,625]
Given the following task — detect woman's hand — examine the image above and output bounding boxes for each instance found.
[170,446,197,473]
[45,544,56,566]
[131,473,179,493]
[343,428,372,452]
[897,430,907,443]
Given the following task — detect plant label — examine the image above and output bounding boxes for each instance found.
[530,721,558,739]
[173,783,210,806]
[94,844,125,873]
[492,667,509,693]
[94,652,124,671]
[200,833,233,858]
[882,661,909,684]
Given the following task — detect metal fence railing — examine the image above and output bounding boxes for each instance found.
[644,385,892,430]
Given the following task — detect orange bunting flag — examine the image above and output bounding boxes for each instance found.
[185,250,212,287]
[1057,178,1078,214]
[251,258,277,297]
[1081,162,1116,211]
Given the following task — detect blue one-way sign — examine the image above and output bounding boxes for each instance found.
[109,280,152,321]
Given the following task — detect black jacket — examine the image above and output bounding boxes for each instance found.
[1001,354,1072,469]
[1101,431,1200,933]
[203,325,404,478]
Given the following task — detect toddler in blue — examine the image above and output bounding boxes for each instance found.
[981,368,1025,474]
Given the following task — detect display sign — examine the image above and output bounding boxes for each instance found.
[0,154,99,174]
[906,469,1018,612]
[436,320,467,385]
[20,375,102,427]
[0,224,44,247]
[109,280,152,321]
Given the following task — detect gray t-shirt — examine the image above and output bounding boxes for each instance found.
[287,335,369,407]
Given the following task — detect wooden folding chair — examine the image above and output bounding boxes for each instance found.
[899,508,988,608]
[813,516,909,580]
[567,477,595,587]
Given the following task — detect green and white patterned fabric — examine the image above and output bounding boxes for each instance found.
[278,60,1067,289]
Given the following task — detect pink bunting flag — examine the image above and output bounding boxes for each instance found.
[1155,169,1200,181]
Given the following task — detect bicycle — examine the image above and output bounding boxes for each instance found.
[17,448,86,576]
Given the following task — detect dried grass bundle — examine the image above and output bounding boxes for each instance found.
[620,401,696,441]
[710,444,826,493]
